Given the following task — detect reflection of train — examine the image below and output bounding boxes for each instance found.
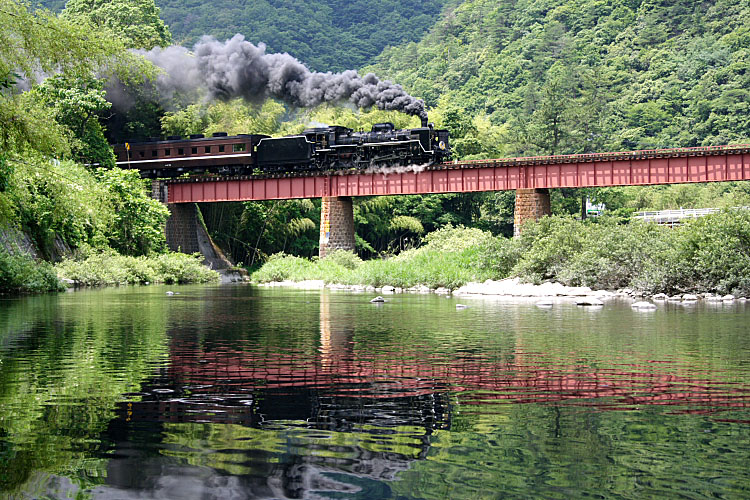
[113,119,451,178]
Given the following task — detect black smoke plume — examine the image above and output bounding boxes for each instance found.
[137,34,427,120]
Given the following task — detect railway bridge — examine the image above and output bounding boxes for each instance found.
[152,144,750,258]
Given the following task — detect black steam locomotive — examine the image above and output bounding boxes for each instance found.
[113,119,450,178]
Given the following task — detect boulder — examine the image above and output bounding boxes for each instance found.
[631,301,657,310]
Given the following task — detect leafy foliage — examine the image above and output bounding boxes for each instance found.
[0,249,64,293]
[61,0,171,49]
[56,250,219,286]
[33,74,115,167]
[96,168,170,256]
[3,155,113,256]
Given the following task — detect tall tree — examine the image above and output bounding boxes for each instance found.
[62,0,171,50]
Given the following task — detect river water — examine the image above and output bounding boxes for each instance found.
[1,284,749,499]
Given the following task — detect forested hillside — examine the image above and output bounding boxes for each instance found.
[12,0,750,268]
[370,0,750,154]
[35,0,450,72]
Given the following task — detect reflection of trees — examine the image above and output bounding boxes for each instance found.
[5,287,750,499]
[0,290,170,494]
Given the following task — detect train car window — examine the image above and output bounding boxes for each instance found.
[139,151,145,158]
[178,148,184,155]
[233,143,246,152]
[192,147,198,154]
[219,145,225,152]
[165,149,171,156]
[204,146,211,153]
[152,150,157,157]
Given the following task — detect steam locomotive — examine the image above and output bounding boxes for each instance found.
[113,118,450,178]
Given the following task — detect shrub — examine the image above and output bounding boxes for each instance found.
[512,216,588,283]
[557,221,670,290]
[0,249,64,293]
[659,210,750,295]
[56,251,219,286]
[250,253,318,282]
[324,249,363,270]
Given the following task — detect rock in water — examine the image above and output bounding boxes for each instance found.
[370,296,386,303]
[631,301,657,310]
[575,297,604,306]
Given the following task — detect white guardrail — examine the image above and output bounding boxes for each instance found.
[632,207,749,225]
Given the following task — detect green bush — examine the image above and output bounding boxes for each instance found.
[252,212,750,295]
[56,250,219,286]
[324,249,363,270]
[250,253,320,283]
[0,249,64,293]
[252,226,511,289]
[512,216,588,283]
[556,221,671,290]
[659,210,750,295]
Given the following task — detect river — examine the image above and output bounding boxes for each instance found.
[1,285,749,499]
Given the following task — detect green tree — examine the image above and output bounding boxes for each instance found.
[62,0,171,49]
[33,74,115,167]
[0,0,126,156]
[96,169,170,256]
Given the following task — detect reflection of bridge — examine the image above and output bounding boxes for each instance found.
[105,291,750,499]
[155,145,750,255]
[148,291,750,426]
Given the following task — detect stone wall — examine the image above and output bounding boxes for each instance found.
[514,188,551,236]
[151,179,168,204]
[319,196,356,258]
[165,203,200,254]
[164,202,234,270]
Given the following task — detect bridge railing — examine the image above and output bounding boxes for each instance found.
[452,144,750,167]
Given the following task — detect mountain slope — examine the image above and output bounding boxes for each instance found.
[35,0,450,72]
[370,0,750,153]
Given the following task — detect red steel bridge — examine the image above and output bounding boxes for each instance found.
[155,144,750,257]
[165,144,750,203]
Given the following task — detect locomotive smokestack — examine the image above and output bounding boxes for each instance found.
[138,35,427,119]
[421,115,428,128]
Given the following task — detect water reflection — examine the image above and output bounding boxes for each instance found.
[2,287,750,499]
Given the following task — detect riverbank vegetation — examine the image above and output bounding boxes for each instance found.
[5,0,750,294]
[253,210,750,297]
[55,250,219,286]
[0,1,217,293]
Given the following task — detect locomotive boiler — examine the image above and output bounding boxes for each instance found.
[114,119,450,177]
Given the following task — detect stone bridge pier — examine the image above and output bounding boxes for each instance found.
[513,188,551,236]
[152,180,233,270]
[319,196,356,258]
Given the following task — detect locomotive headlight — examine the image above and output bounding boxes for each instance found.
[439,141,446,150]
